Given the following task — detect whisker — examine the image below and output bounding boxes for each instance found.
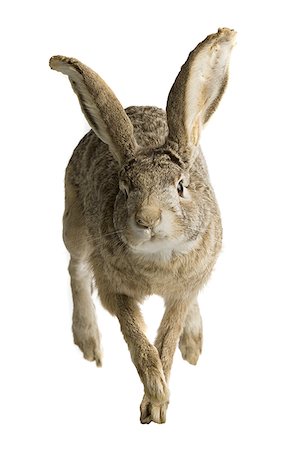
[101,229,126,237]
[86,229,126,242]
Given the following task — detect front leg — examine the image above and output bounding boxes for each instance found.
[140,295,195,424]
[114,294,169,406]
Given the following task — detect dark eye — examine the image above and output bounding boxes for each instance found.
[177,180,184,197]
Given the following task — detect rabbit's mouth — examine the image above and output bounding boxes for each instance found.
[130,235,172,251]
[124,223,193,258]
[127,230,169,249]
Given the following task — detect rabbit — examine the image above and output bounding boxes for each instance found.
[49,27,236,424]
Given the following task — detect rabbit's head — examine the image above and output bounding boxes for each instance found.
[50,28,236,258]
[114,143,209,256]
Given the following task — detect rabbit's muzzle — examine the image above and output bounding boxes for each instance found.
[121,205,190,258]
[128,211,166,245]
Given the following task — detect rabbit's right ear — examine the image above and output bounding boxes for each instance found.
[166,28,236,163]
[49,56,136,165]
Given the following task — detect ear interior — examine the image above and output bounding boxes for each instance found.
[166,28,236,154]
[190,113,201,147]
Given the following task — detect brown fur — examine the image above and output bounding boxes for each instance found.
[50,27,236,424]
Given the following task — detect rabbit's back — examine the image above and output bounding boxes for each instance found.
[125,106,168,149]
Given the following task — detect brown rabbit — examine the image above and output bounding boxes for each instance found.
[49,27,236,424]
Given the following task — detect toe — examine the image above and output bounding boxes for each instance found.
[151,403,168,424]
[140,396,152,424]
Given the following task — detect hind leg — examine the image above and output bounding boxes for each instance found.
[63,177,102,366]
[68,257,102,366]
[179,296,203,365]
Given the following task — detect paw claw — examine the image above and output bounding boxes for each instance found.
[95,355,102,367]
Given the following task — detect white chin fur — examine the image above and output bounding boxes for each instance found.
[130,236,197,261]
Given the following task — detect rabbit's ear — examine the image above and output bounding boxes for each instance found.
[166,28,236,160]
[49,56,136,165]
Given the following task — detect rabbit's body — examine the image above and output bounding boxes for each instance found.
[51,28,235,424]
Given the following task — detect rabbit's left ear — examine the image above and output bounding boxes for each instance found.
[166,28,236,161]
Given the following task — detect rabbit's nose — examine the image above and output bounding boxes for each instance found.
[135,209,161,229]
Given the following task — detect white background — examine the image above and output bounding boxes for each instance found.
[1,0,299,448]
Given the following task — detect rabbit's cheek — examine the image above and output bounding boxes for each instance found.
[156,210,175,238]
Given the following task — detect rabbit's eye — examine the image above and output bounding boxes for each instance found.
[177,180,184,197]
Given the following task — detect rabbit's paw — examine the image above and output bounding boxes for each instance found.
[72,317,102,367]
[140,394,169,424]
[179,331,202,365]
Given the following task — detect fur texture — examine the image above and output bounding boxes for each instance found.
[50,27,236,424]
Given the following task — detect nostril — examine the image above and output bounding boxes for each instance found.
[135,217,149,229]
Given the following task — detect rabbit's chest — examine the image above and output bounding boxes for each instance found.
[109,251,207,299]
